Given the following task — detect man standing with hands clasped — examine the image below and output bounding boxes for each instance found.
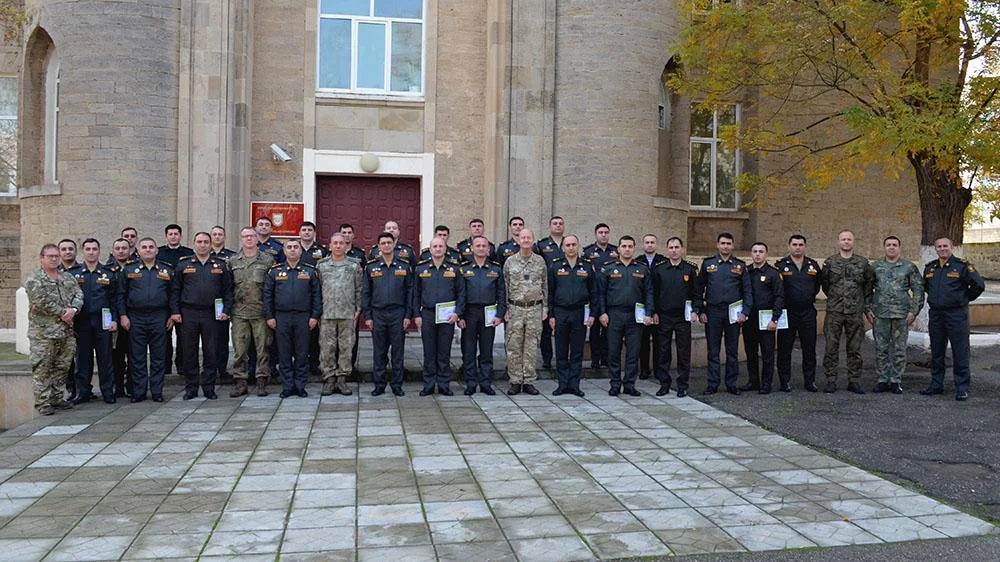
[650,237,701,397]
[504,228,548,395]
[414,237,466,396]
[460,236,506,396]
[317,233,363,396]
[264,240,322,398]
[821,229,875,394]
[868,236,924,394]
[548,235,597,397]
[597,235,653,397]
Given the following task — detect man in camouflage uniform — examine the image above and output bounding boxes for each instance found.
[228,227,275,397]
[503,228,548,395]
[867,236,924,394]
[821,229,875,394]
[26,244,84,415]
[317,233,363,396]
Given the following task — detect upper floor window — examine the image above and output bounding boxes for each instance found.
[318,0,424,96]
[0,77,17,196]
[690,104,740,209]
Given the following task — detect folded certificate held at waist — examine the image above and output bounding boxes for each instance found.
[635,303,646,324]
[436,301,457,324]
[758,310,789,330]
[728,300,743,325]
[484,304,498,326]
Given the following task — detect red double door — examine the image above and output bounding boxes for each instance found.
[315,175,421,252]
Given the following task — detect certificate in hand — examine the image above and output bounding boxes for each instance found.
[102,308,113,330]
[436,301,457,324]
[635,303,646,324]
[684,300,693,322]
[215,298,225,320]
[583,304,591,325]
[757,310,789,330]
[484,304,498,326]
[728,300,743,325]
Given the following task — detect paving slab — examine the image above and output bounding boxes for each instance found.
[0,377,996,561]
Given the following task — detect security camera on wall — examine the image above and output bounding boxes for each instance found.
[270,143,293,162]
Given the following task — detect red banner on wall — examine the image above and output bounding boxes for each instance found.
[250,202,304,238]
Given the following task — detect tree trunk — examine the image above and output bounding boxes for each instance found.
[908,150,972,246]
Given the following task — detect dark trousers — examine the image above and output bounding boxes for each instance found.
[607,307,640,389]
[705,304,741,390]
[372,306,406,389]
[74,314,115,398]
[165,325,183,374]
[743,310,777,389]
[639,323,659,376]
[216,319,230,380]
[540,320,553,365]
[275,311,310,393]
[420,309,455,389]
[113,326,133,397]
[929,307,971,394]
[129,310,168,398]
[179,307,219,393]
[589,322,607,366]
[554,306,586,391]
[461,305,496,390]
[777,306,817,387]
[656,313,691,391]
[309,324,321,377]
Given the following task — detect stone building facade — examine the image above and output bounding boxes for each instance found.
[7,0,921,327]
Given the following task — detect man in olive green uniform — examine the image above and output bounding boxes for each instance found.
[821,229,875,394]
[26,244,85,415]
[229,227,275,397]
[503,228,548,395]
[317,233,363,396]
[867,236,924,393]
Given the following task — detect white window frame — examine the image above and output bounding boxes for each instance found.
[316,0,426,98]
[0,76,17,196]
[44,51,60,185]
[689,103,741,210]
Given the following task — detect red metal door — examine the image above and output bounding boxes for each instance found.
[315,175,421,251]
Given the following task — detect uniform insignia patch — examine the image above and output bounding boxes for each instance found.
[683,275,689,282]
[394,270,408,276]
[761,275,767,282]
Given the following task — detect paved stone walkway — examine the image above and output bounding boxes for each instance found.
[0,378,996,561]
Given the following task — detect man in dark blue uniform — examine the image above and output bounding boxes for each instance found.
[638,234,668,379]
[171,232,234,400]
[159,223,194,377]
[534,216,565,369]
[741,242,784,394]
[256,216,286,264]
[414,237,466,396]
[597,235,654,396]
[368,221,416,266]
[650,237,701,397]
[775,235,823,392]
[496,216,524,267]
[419,225,463,263]
[548,235,597,397]
[363,232,414,396]
[108,237,135,398]
[457,218,497,263]
[698,232,752,395]
[583,223,618,370]
[298,221,329,380]
[460,236,506,395]
[920,237,985,401]
[264,239,322,398]
[68,239,120,404]
[117,237,174,402]
[209,225,236,385]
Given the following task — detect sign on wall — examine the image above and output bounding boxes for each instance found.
[250,202,304,238]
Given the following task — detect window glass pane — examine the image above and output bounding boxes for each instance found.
[0,78,16,116]
[357,23,386,89]
[716,144,737,208]
[0,118,16,193]
[690,107,714,138]
[375,0,422,18]
[321,0,369,16]
[718,104,737,127]
[318,19,352,89]
[390,22,421,93]
[690,142,712,206]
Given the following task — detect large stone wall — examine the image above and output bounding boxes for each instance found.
[964,242,1000,280]
[0,202,19,328]
[19,1,181,278]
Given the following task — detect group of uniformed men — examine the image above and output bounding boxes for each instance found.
[26,214,985,416]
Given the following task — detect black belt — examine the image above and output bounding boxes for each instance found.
[508,299,542,307]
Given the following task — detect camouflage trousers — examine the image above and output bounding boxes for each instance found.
[505,304,542,384]
[31,336,75,411]
[873,317,908,383]
[823,311,864,382]
[320,318,355,380]
[230,317,271,380]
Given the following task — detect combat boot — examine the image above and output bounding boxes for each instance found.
[322,378,337,396]
[255,377,269,397]
[335,376,352,396]
[230,379,248,397]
